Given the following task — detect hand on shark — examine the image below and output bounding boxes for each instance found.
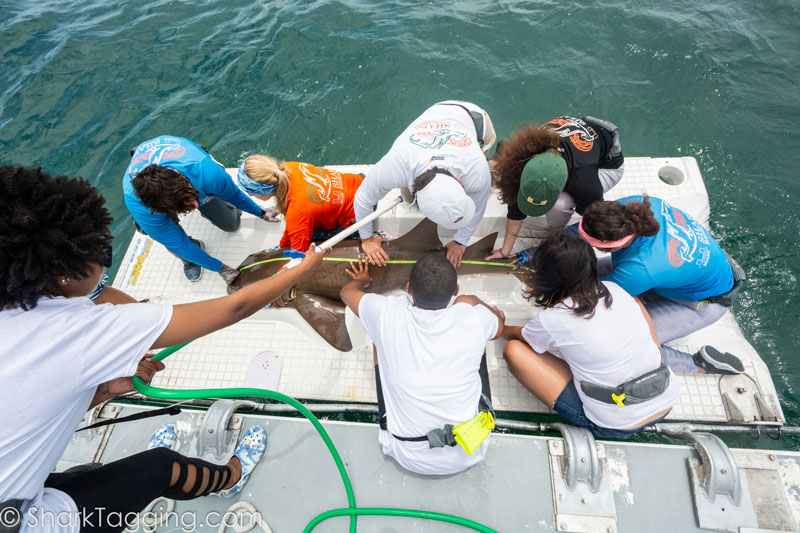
[229,219,528,351]
[444,241,466,268]
[346,256,372,289]
[485,247,534,270]
[361,236,390,266]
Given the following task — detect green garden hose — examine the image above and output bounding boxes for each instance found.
[132,343,499,533]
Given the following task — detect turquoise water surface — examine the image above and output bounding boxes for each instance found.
[2,0,799,448]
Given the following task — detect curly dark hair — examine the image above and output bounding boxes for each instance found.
[581,194,660,241]
[131,164,198,216]
[492,124,561,206]
[520,232,612,318]
[0,166,113,310]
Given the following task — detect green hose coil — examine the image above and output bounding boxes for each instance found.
[132,342,499,533]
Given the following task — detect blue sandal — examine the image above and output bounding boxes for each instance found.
[219,425,267,498]
[147,423,177,450]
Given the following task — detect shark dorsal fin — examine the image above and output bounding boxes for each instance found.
[462,232,499,260]
[385,218,442,253]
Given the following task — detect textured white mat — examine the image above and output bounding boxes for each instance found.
[114,157,783,423]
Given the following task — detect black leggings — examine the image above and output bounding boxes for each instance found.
[44,448,232,533]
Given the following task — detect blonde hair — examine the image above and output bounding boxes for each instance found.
[243,155,291,214]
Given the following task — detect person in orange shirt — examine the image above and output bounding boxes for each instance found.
[238,155,364,251]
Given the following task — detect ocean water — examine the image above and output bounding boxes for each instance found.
[2,0,799,447]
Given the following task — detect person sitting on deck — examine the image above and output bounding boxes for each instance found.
[237,155,364,251]
[354,100,496,268]
[486,116,624,261]
[504,234,679,438]
[0,165,326,532]
[124,135,278,283]
[579,194,746,375]
[340,253,504,475]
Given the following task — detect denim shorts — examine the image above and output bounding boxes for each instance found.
[553,380,666,439]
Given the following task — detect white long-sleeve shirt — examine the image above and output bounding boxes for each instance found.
[354,101,491,245]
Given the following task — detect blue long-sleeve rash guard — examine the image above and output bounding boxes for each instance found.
[123,136,262,271]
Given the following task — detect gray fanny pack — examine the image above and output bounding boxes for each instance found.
[583,115,622,161]
[580,348,670,408]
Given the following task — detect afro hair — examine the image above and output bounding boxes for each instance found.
[0,165,113,310]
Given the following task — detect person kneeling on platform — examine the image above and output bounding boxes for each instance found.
[340,253,504,475]
[504,234,679,438]
[124,136,278,283]
[237,155,364,252]
[579,195,746,375]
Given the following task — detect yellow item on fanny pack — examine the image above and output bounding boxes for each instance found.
[453,410,495,456]
[612,392,626,408]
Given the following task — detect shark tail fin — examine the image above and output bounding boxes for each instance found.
[294,293,353,352]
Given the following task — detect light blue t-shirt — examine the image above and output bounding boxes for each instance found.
[602,196,733,301]
[123,136,262,271]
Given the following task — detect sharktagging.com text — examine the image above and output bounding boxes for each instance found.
[17,505,264,532]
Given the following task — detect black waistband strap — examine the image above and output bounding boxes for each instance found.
[436,102,485,147]
[76,405,181,432]
[387,354,493,447]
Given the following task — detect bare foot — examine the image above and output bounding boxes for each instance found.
[222,456,242,490]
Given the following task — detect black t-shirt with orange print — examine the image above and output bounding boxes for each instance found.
[507,116,624,220]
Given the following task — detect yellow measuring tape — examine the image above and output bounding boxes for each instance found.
[239,256,532,272]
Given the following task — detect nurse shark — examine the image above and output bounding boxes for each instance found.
[228,219,526,351]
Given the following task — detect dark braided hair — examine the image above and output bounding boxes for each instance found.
[521,232,612,318]
[132,164,198,216]
[581,194,660,241]
[0,166,112,310]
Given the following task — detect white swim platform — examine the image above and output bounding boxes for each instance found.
[114,157,783,426]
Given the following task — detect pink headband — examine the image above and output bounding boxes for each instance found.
[578,218,636,249]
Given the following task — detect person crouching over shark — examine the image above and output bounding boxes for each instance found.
[236,155,365,252]
[354,101,496,268]
[340,253,505,475]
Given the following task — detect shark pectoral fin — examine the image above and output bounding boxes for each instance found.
[385,218,442,253]
[294,293,353,352]
[462,232,500,259]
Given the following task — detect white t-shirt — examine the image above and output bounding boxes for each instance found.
[522,282,679,429]
[354,101,491,245]
[0,297,173,532]
[358,294,498,475]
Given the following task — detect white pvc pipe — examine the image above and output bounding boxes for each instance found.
[316,195,403,251]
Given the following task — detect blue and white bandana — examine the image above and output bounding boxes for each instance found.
[237,163,278,195]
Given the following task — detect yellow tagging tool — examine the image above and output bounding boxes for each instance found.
[453,411,495,456]
[612,392,626,408]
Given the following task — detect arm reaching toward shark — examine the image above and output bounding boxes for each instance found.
[341,257,372,317]
[151,244,328,349]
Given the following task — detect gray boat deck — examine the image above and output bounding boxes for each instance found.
[60,404,800,532]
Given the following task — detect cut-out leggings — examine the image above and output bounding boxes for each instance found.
[44,447,233,532]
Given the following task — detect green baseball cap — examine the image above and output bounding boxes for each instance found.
[516,152,568,217]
